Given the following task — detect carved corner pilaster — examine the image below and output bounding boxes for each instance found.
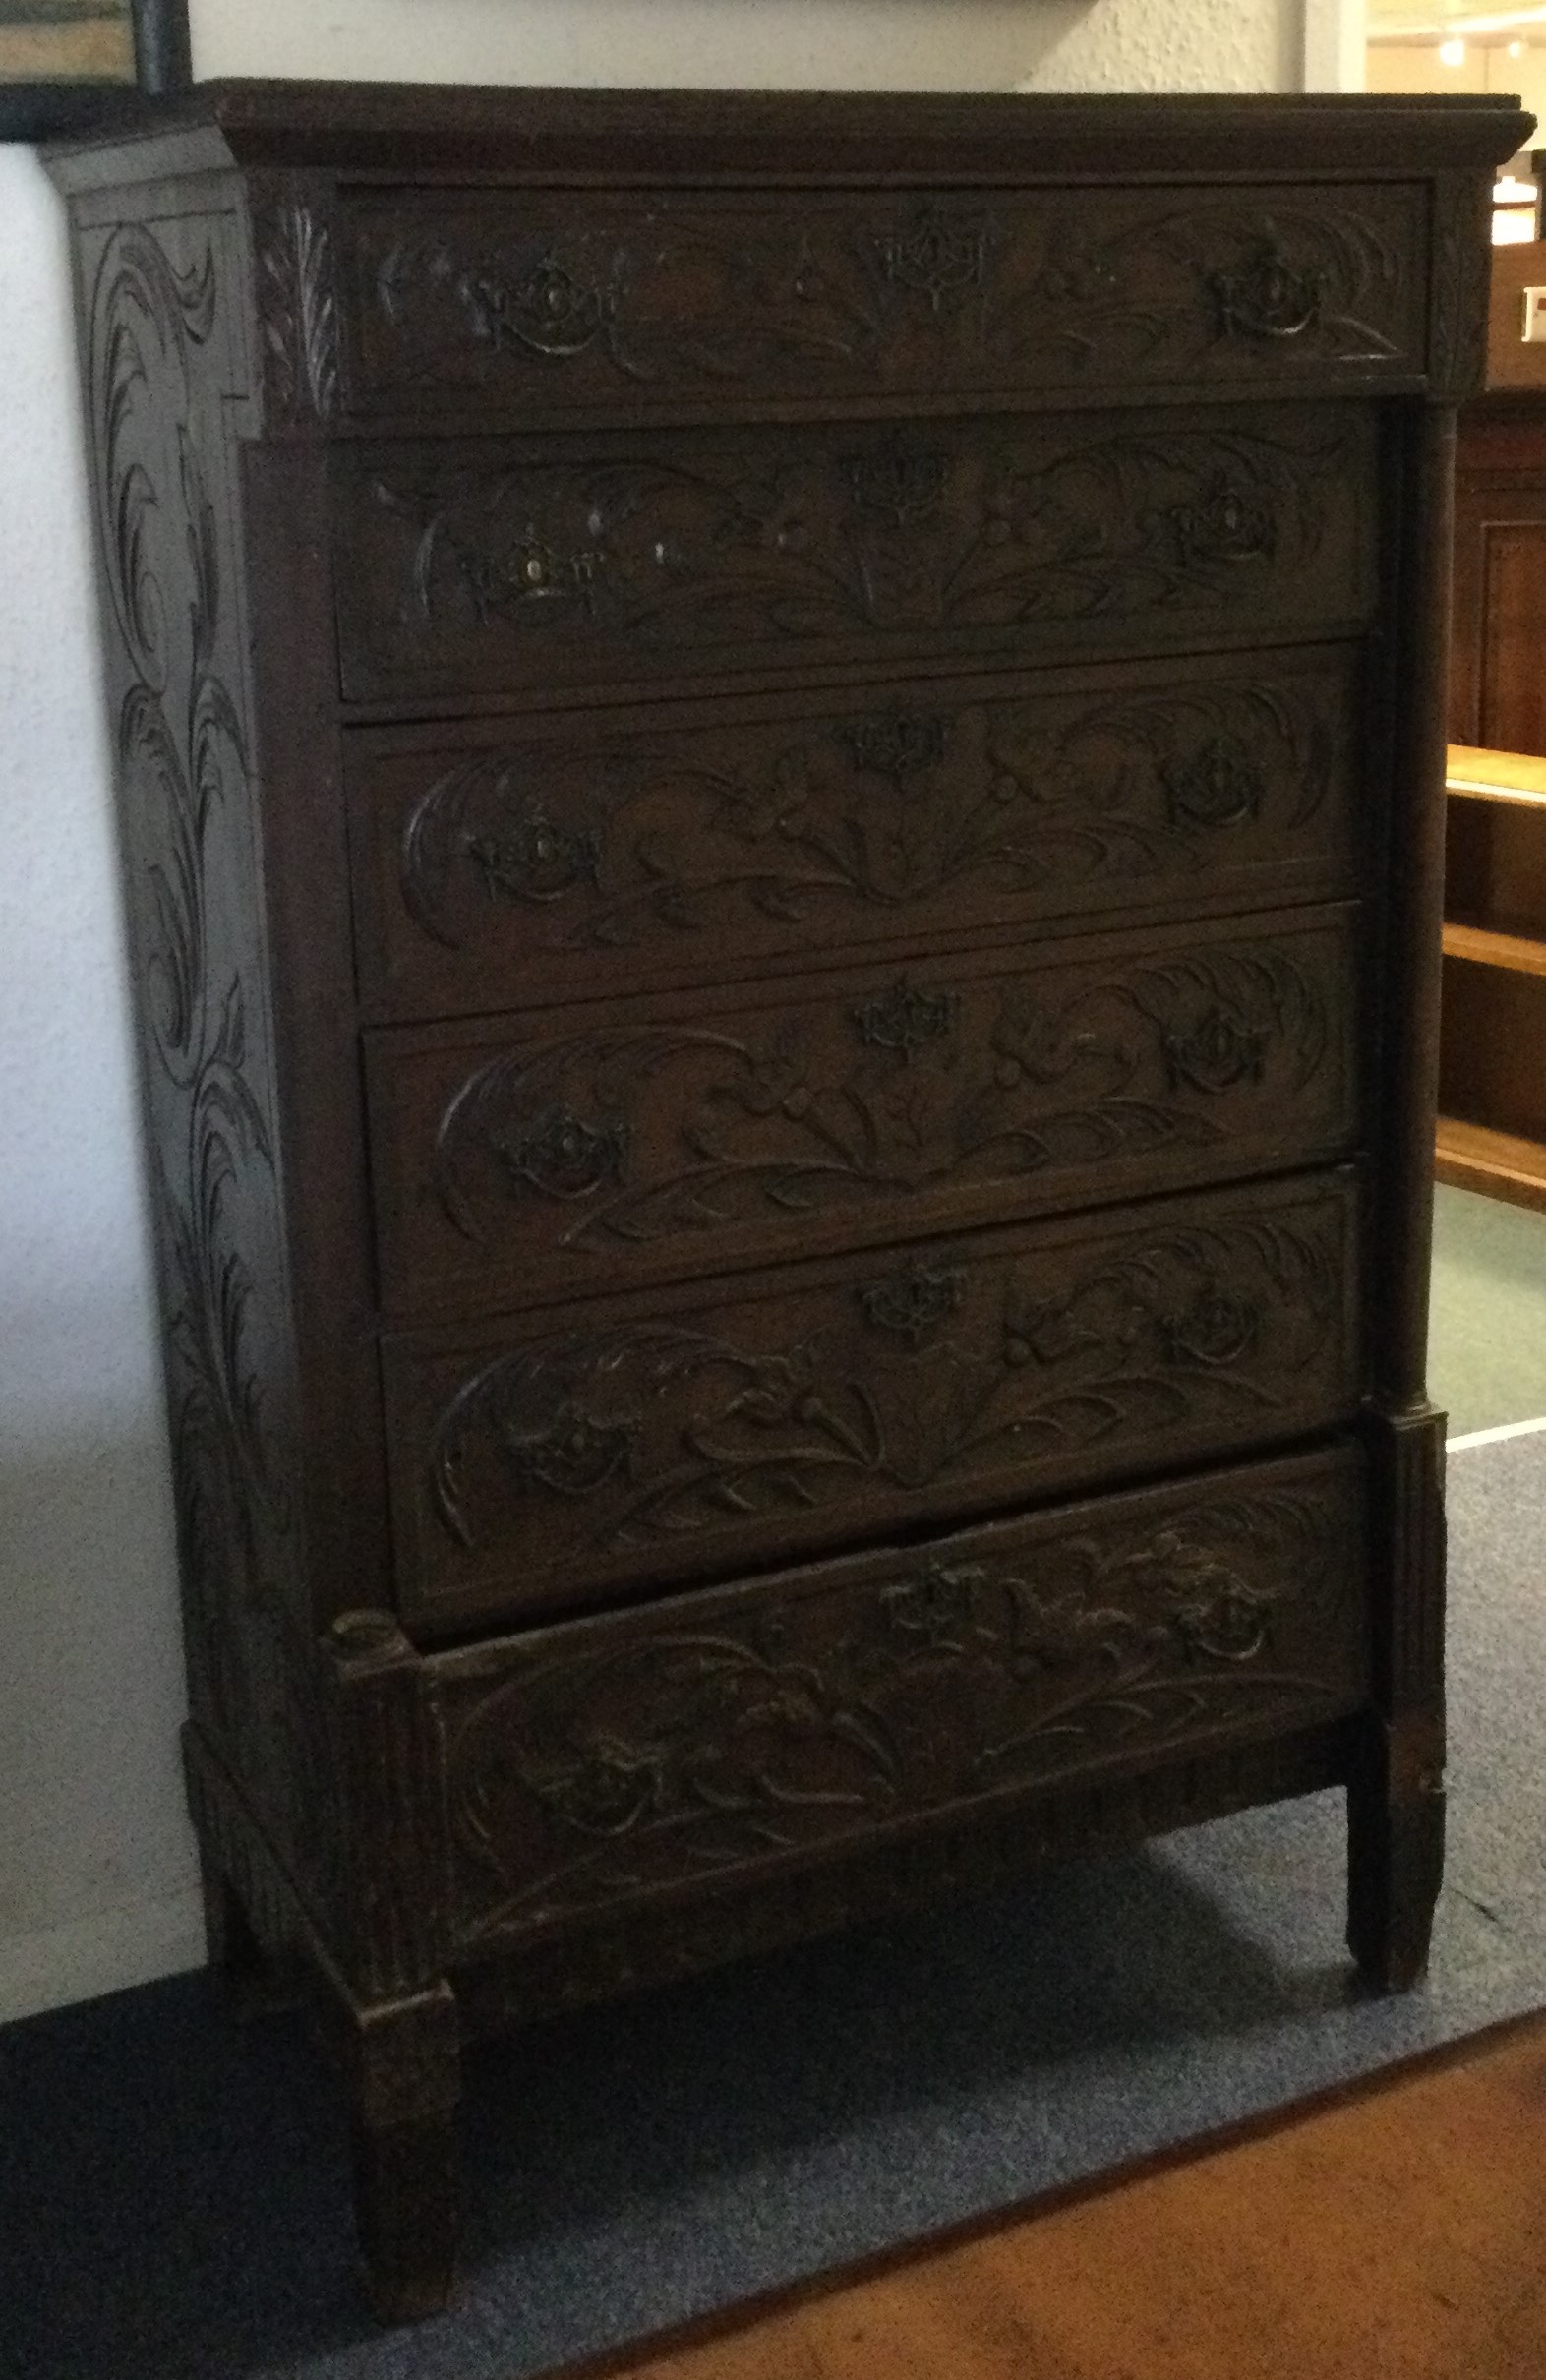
[253,180,342,430]
[1364,1403,1447,1717]
[343,1980,461,2322]
[322,1610,450,2004]
[1426,170,1494,406]
[1346,1706,1446,1992]
[1347,1403,1446,1996]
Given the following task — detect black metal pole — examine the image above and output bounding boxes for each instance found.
[133,0,193,95]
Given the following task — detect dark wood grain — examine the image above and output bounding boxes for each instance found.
[1439,956,1546,1142]
[434,1439,1367,1952]
[1450,409,1546,754]
[366,905,1361,1319]
[333,404,1378,707]
[1438,248,1546,1203]
[1483,239,1546,394]
[338,181,1427,425]
[44,83,1530,192]
[47,84,1521,2322]
[384,1171,1361,1635]
[347,646,1363,1019]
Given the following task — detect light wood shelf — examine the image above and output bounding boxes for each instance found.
[1442,920,1546,978]
[1435,1115,1546,1216]
[1447,744,1546,806]
[1439,746,1546,1202]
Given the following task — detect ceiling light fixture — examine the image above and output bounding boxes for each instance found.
[1439,34,1466,59]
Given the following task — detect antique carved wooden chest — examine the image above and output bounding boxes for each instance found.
[48,84,1528,2318]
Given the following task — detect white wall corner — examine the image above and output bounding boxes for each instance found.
[0,1892,207,2029]
[1303,0,1365,92]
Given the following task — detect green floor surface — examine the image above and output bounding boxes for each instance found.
[1429,1183,1546,1440]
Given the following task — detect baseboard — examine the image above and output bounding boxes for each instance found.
[0,1888,206,2026]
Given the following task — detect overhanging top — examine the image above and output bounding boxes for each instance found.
[45,81,1536,194]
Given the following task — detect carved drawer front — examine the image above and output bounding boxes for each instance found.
[331,401,1377,706]
[347,644,1364,1020]
[366,904,1362,1321]
[331,181,1427,423]
[430,1438,1369,1952]
[383,1168,1361,1635]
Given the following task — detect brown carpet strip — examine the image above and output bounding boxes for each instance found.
[596,2008,1546,2380]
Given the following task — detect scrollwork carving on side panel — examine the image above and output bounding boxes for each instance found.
[88,215,323,1911]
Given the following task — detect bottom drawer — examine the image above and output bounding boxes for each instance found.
[432,1439,1367,1957]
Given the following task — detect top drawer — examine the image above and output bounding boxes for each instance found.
[335,182,1429,424]
[331,400,1378,707]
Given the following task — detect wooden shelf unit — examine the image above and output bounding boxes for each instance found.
[1437,744,1546,1207]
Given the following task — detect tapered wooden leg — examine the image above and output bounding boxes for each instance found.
[352,2104,459,2323]
[197,1839,298,2018]
[347,1982,462,2322]
[1346,1714,1445,1993]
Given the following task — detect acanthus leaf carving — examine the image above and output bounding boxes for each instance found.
[1427,170,1493,405]
[259,199,341,424]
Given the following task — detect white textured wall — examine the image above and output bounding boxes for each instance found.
[0,149,201,2022]
[0,0,1306,2025]
[193,0,1298,96]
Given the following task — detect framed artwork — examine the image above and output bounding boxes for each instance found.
[0,0,190,141]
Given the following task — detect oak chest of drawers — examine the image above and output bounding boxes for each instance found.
[48,83,1528,2319]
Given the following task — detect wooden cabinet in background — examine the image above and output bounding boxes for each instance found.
[1450,392,1546,758]
[1438,744,1546,1209]
[1442,233,1546,1207]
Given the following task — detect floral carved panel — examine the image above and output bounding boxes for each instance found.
[435,1442,1367,1945]
[338,182,1425,417]
[349,652,1361,1018]
[367,909,1358,1314]
[384,1175,1360,1633]
[333,403,1376,702]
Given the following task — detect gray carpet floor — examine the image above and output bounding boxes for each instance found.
[5,1429,1546,2380]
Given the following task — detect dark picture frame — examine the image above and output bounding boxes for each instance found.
[0,0,190,142]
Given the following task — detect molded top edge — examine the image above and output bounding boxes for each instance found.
[44,80,1535,193]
